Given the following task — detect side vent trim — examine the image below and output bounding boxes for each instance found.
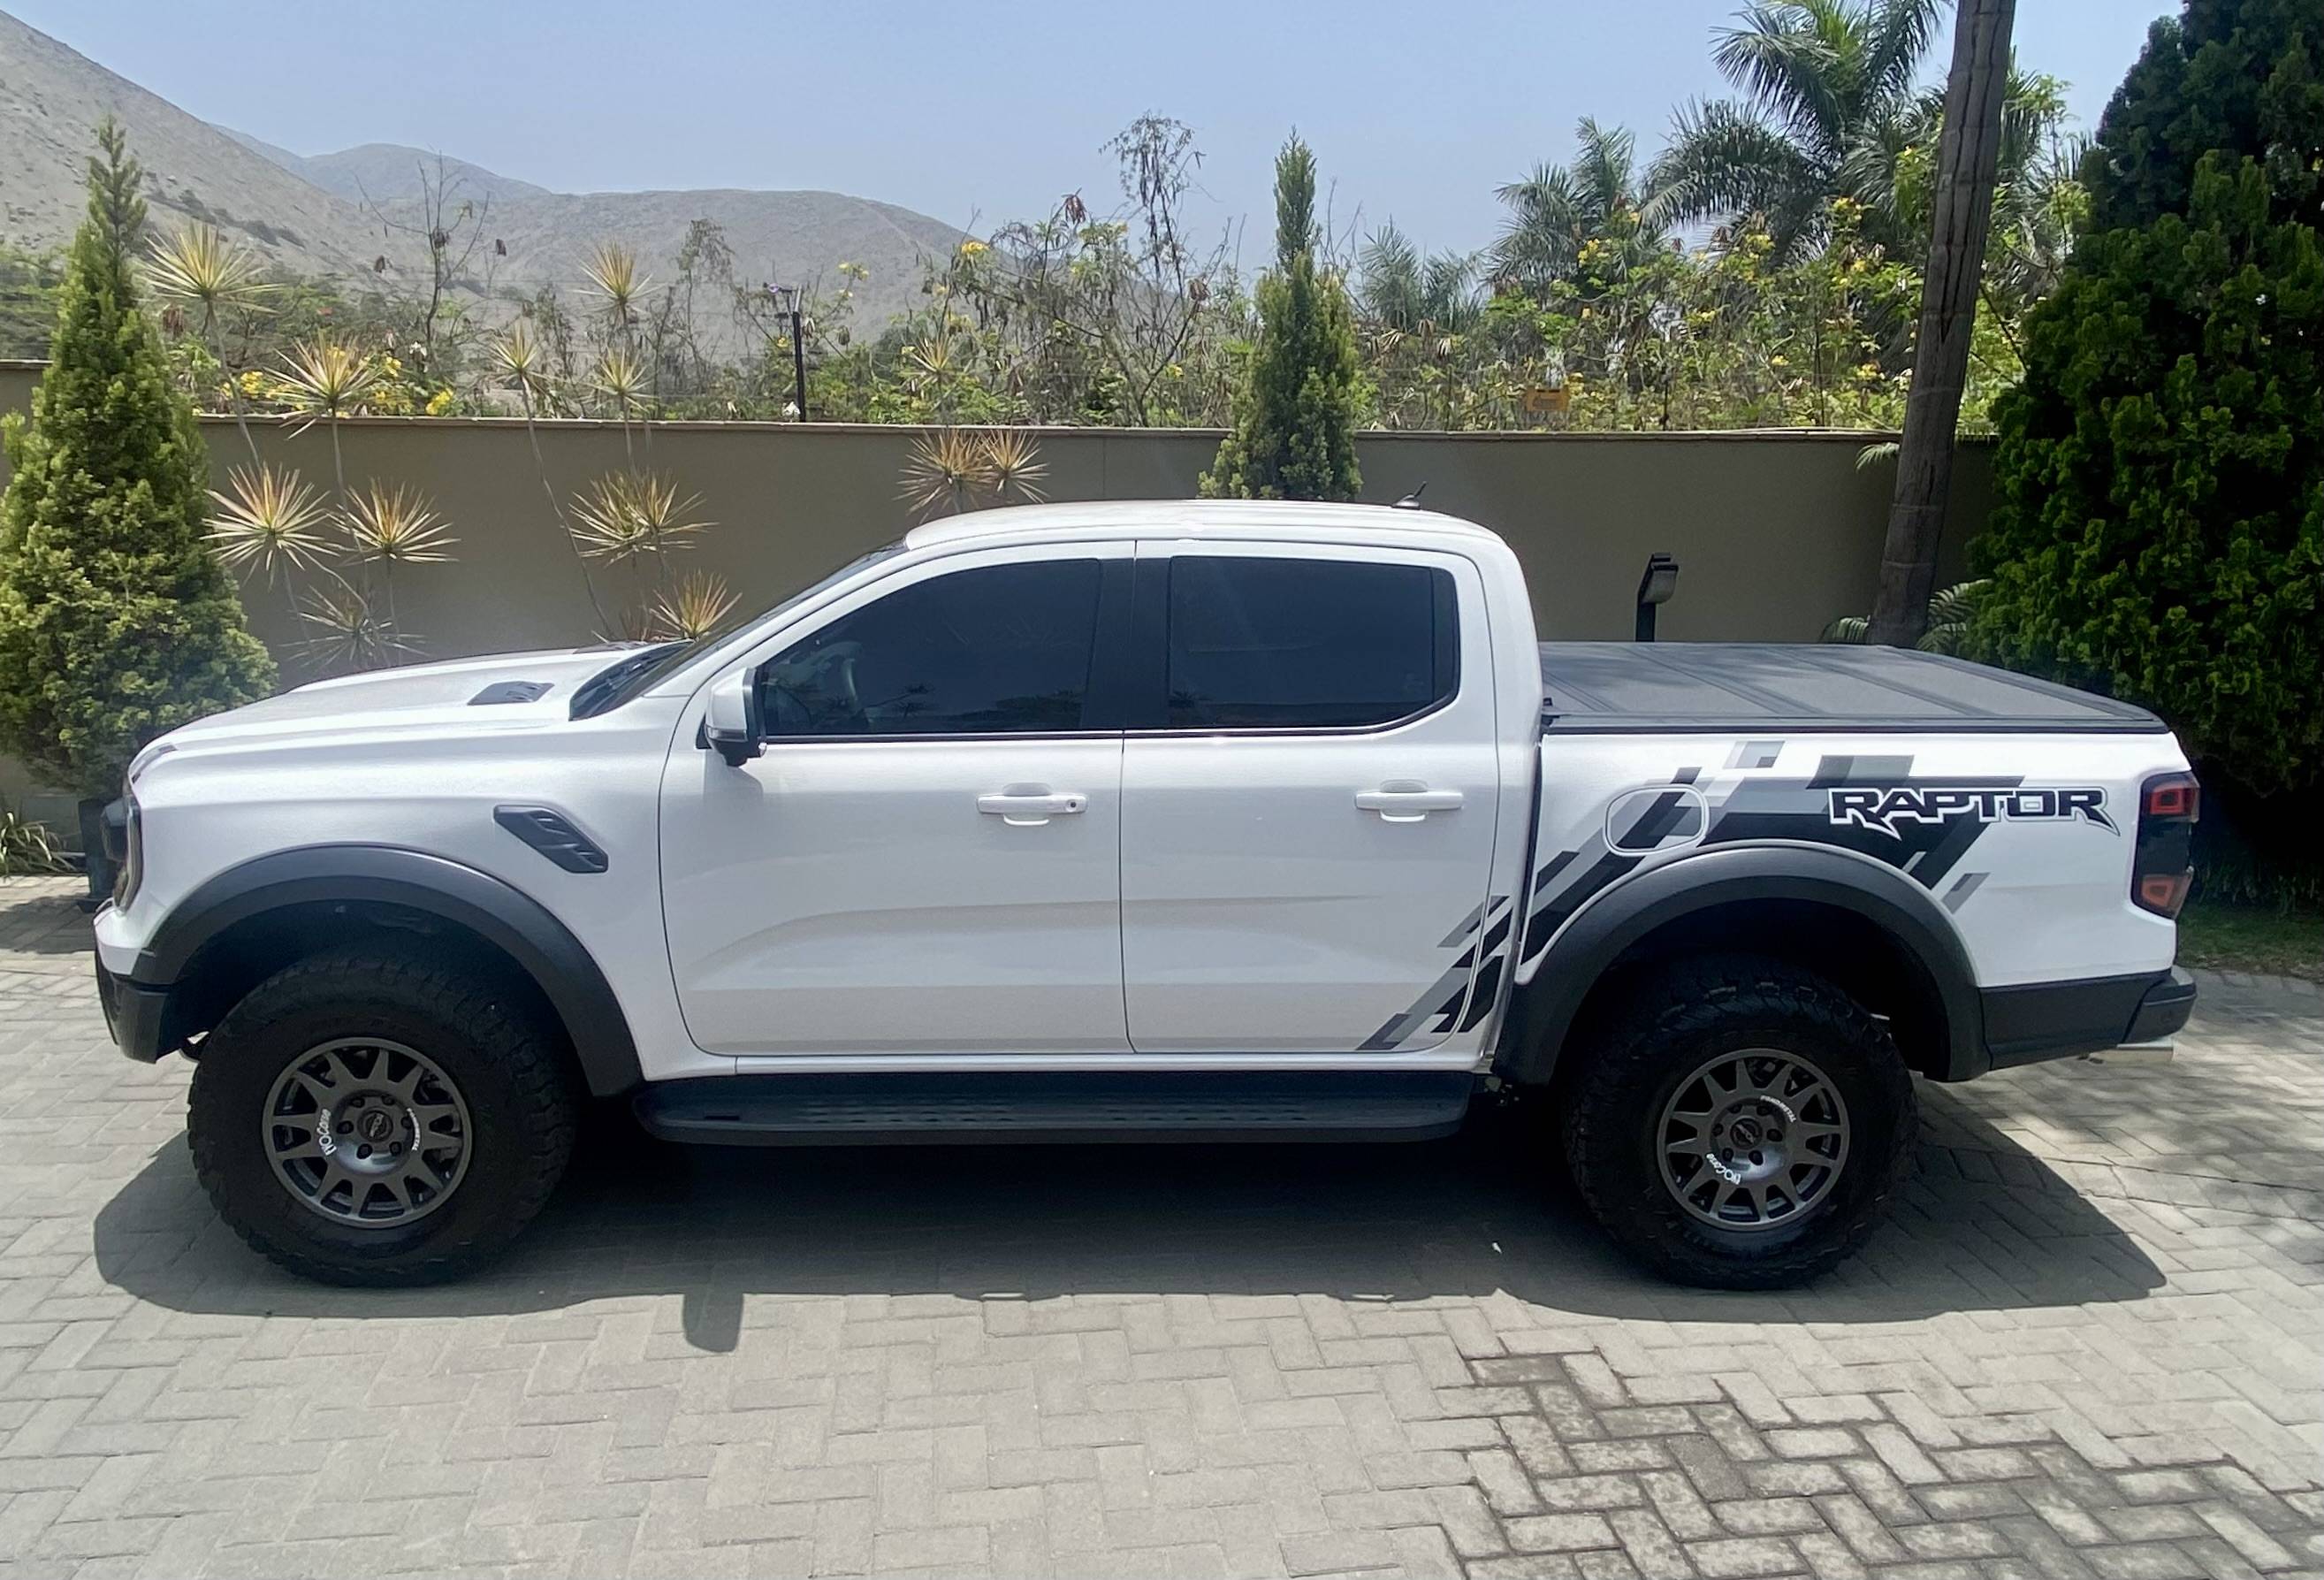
[493,806,610,874]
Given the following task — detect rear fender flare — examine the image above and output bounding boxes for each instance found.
[1508,842,1985,1083]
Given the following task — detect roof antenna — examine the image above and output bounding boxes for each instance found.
[1391,483,1428,509]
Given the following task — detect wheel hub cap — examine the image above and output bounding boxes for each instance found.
[1657,1048,1848,1232]
[263,1039,472,1227]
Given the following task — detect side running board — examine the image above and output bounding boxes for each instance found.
[633,1070,1476,1147]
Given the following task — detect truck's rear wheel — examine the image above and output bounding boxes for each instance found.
[1560,955,1916,1289]
[188,949,578,1286]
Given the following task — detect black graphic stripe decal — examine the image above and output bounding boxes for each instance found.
[1360,895,1513,1051]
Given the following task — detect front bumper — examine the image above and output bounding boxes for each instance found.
[1980,966,2196,1072]
[95,956,172,1064]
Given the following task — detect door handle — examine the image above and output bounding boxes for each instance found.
[1356,785,1464,822]
[977,790,1087,826]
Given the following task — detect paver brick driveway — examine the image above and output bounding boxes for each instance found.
[1,875,2320,1578]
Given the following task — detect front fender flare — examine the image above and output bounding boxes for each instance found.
[132,844,644,1096]
[1508,842,1985,1083]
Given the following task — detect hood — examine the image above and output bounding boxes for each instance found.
[144,646,658,759]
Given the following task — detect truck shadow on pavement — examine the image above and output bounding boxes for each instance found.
[93,1087,2165,1352]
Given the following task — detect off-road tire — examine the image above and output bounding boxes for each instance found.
[1561,954,1916,1289]
[188,949,579,1286]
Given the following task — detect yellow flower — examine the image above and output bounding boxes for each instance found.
[424,388,456,416]
[958,240,988,257]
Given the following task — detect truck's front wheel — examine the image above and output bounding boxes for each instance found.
[1561,956,1916,1289]
[187,949,579,1286]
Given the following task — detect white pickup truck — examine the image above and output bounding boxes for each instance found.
[93,501,2199,1289]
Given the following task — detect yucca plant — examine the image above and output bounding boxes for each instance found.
[978,429,1048,506]
[650,570,739,640]
[581,242,651,332]
[0,802,70,876]
[295,583,403,671]
[900,427,989,520]
[145,223,277,459]
[589,347,654,439]
[207,463,331,590]
[338,480,454,638]
[569,470,708,567]
[900,428,1050,521]
[275,334,380,504]
[339,482,456,567]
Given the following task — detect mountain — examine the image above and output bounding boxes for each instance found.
[220,135,964,334]
[0,10,420,284]
[1,10,960,347]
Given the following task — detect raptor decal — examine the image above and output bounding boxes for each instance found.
[1827,785,2115,838]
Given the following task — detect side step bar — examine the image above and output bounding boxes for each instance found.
[633,1071,1478,1146]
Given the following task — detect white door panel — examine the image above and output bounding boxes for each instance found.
[662,740,1126,1054]
[1122,544,1501,1054]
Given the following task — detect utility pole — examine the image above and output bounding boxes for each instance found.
[766,283,808,421]
[1868,0,2015,646]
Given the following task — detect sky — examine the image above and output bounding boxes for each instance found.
[13,1,2169,263]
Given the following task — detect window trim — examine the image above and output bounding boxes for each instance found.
[747,553,1135,745]
[1128,552,1465,738]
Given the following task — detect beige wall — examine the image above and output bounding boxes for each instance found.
[0,359,1987,825]
[0,361,1985,658]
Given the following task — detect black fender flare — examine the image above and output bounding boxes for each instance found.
[1509,843,1986,1083]
[131,845,644,1096]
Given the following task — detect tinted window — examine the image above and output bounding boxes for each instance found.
[1166,557,1457,729]
[760,559,1102,737]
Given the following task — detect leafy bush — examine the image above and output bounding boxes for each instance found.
[1824,579,1989,653]
[1201,136,1364,501]
[1968,1,2324,804]
[0,122,274,798]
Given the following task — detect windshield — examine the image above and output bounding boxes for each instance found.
[568,538,909,717]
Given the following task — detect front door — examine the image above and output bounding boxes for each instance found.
[1120,544,1503,1053]
[661,544,1131,1056]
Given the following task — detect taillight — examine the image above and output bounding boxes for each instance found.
[2133,770,2198,918]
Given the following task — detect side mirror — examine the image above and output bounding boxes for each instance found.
[704,668,764,767]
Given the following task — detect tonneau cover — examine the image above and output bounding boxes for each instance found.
[1539,642,2165,734]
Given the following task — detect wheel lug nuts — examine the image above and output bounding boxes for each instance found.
[357,1145,371,1158]
[337,1123,351,1135]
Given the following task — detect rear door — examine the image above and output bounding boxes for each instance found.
[1119,542,1502,1053]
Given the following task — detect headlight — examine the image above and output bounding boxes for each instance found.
[113,791,142,909]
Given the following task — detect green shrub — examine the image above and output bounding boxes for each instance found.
[1201,135,1364,501]
[0,121,274,799]
[1968,1,2324,803]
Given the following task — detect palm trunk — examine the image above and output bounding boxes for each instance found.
[1868,0,2016,646]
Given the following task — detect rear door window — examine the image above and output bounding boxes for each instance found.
[1163,556,1459,730]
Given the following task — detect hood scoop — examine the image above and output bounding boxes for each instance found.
[469,680,552,706]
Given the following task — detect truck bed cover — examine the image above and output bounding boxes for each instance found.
[1538,642,2166,735]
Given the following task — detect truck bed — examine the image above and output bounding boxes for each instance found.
[1538,643,2165,735]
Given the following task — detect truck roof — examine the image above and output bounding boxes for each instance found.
[904,500,1500,549]
[1538,642,2167,735]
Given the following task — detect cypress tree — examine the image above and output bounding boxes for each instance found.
[0,120,274,798]
[1968,0,2324,803]
[1201,135,1366,500]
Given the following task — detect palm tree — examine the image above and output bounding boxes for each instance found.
[1357,224,1482,335]
[1490,118,1673,298]
[1651,0,1946,258]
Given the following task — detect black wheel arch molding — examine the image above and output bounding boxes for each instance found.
[1502,841,1990,1085]
[120,844,645,1096]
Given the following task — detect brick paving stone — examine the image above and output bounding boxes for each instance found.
[0,876,2318,1576]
